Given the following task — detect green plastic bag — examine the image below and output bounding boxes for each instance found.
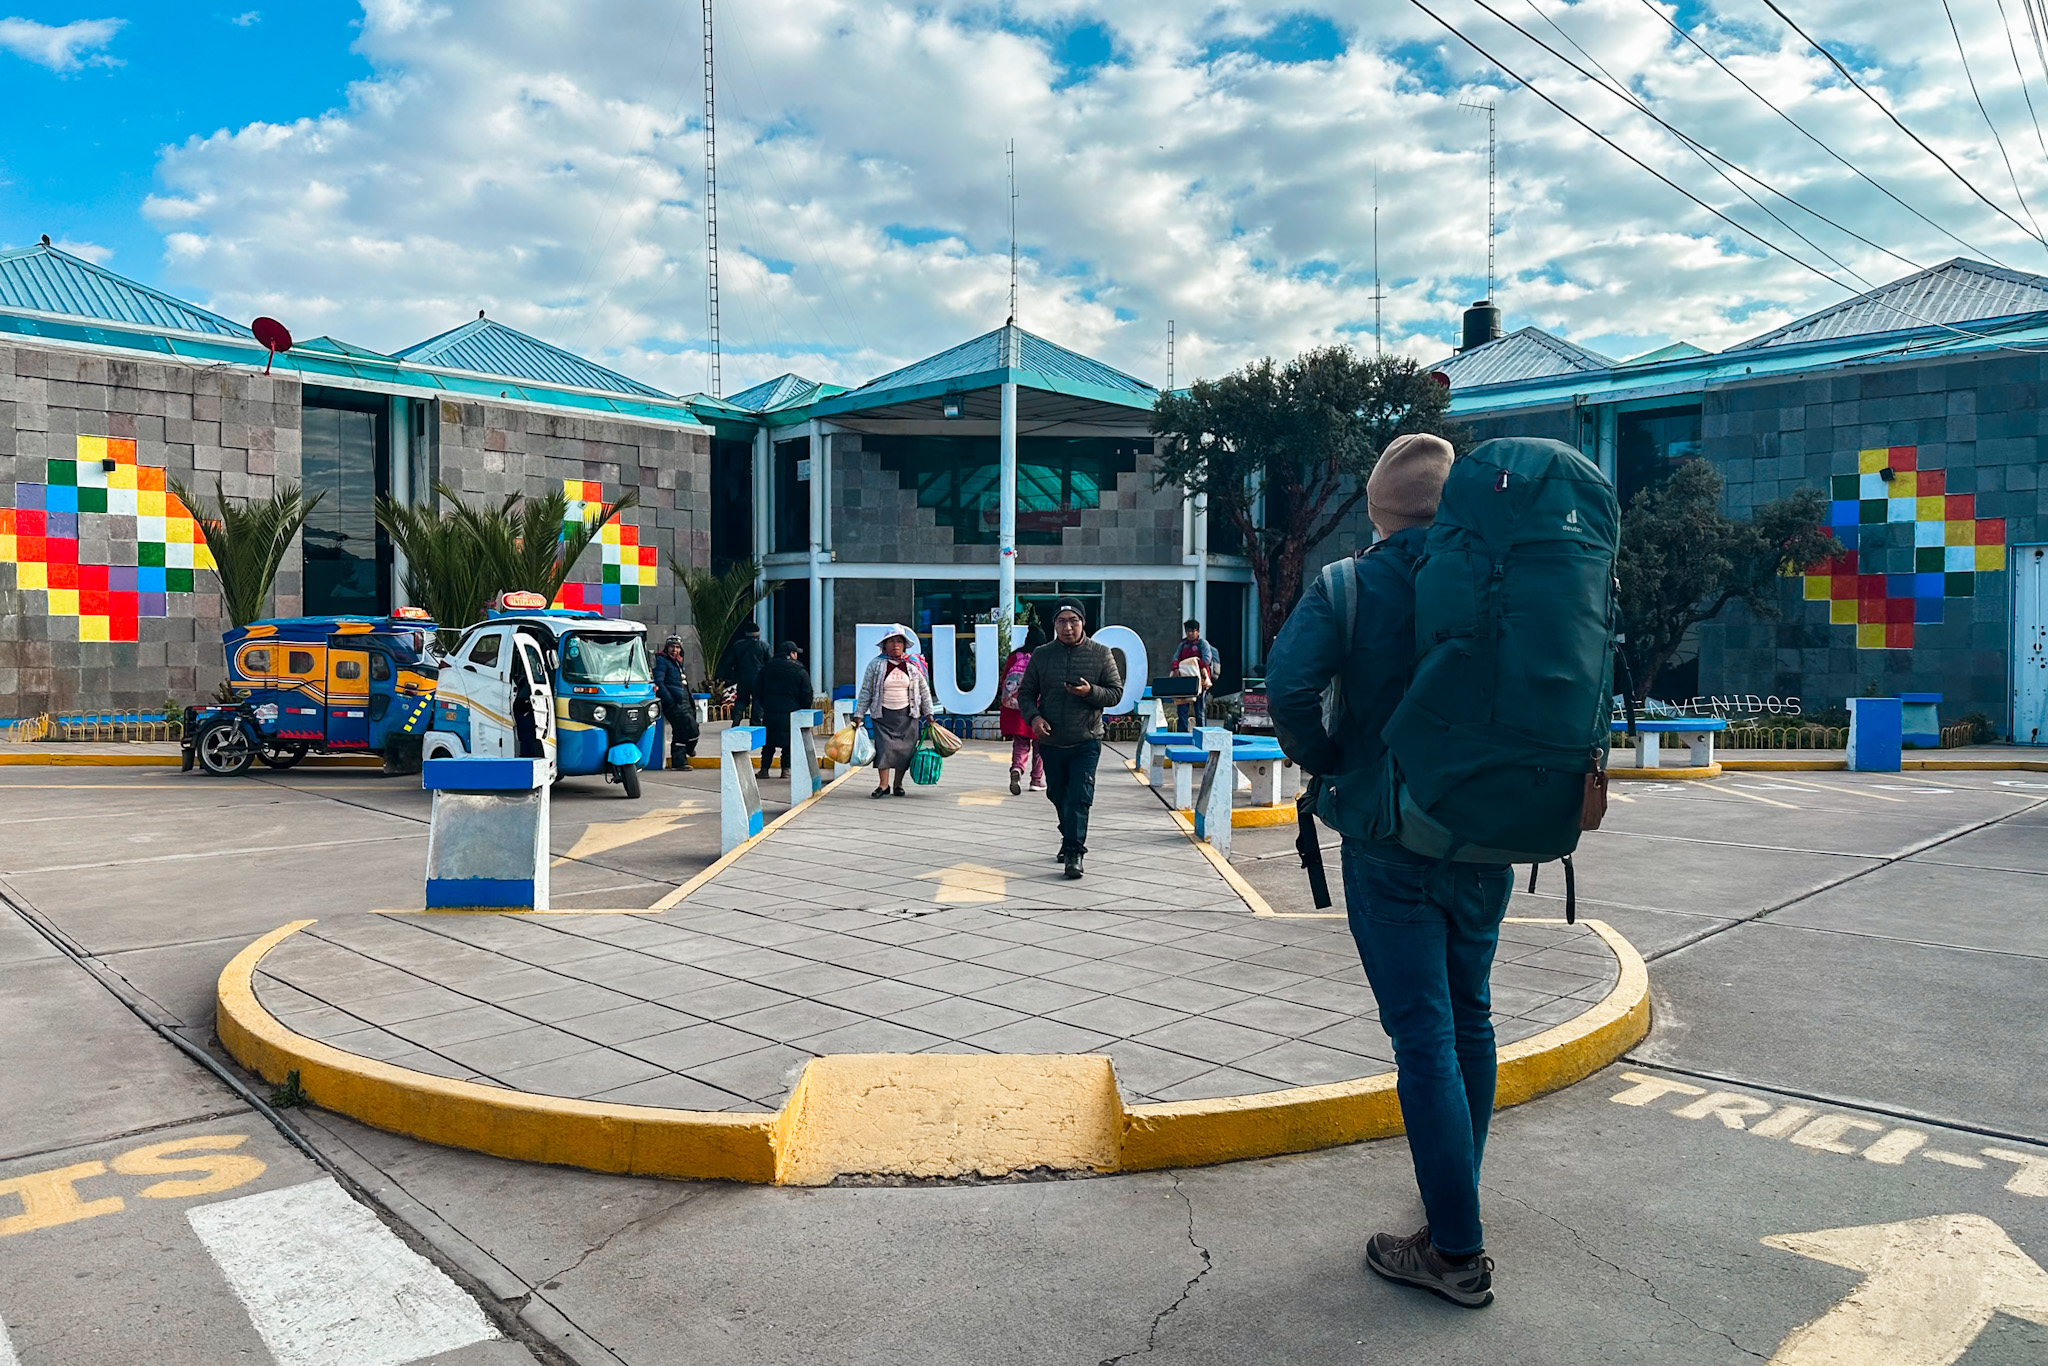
[909,744,945,786]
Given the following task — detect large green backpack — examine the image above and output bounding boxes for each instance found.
[1378,437,1618,874]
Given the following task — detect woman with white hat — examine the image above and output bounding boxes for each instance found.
[855,628,936,796]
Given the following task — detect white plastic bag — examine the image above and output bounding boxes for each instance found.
[851,724,876,766]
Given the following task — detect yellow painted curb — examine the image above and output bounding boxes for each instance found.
[1904,757,2048,771]
[219,916,1648,1182]
[1174,804,1297,829]
[1119,918,1648,1169]
[1719,758,1847,771]
[217,922,779,1181]
[1609,763,1721,780]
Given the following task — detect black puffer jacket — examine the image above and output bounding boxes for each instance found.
[1017,637,1124,746]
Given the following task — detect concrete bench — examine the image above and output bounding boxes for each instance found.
[1160,735,1292,809]
[1611,717,1727,769]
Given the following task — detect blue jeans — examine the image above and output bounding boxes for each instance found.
[1342,839,1512,1258]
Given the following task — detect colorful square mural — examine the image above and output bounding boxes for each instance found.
[1803,446,2007,650]
[0,436,215,642]
[552,478,657,615]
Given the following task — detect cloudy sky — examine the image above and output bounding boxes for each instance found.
[8,0,2048,397]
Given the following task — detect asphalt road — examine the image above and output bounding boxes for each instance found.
[2,761,2043,1364]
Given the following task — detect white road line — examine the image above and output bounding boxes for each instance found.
[186,1177,497,1366]
[0,1308,18,1366]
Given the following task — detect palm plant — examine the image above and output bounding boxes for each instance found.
[173,477,323,626]
[376,482,638,639]
[671,555,778,684]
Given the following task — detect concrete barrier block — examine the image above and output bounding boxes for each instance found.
[422,757,548,911]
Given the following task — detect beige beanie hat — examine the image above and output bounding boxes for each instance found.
[1367,433,1456,532]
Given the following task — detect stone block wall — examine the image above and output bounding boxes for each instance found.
[0,339,716,716]
[1694,356,2045,729]
[0,341,302,715]
[434,399,711,674]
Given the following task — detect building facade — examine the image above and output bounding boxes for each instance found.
[1,246,1249,719]
[1437,259,2048,741]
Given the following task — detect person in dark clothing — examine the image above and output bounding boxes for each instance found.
[753,642,814,778]
[1016,598,1124,879]
[1265,433,1504,1311]
[652,635,700,768]
[716,621,769,725]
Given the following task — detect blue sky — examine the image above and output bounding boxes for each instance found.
[6,2,2046,396]
[1,5,370,273]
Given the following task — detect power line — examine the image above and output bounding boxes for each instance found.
[1943,0,2046,248]
[1493,0,1912,285]
[1994,0,2048,176]
[1634,0,2010,266]
[1403,0,1855,293]
[2024,0,2048,97]
[1756,0,2048,250]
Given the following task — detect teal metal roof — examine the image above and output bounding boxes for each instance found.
[394,317,672,399]
[853,323,1154,398]
[1729,257,2048,351]
[296,336,395,361]
[726,372,847,412]
[0,243,252,338]
[1618,341,1709,366]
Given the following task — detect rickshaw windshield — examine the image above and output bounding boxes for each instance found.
[560,633,650,686]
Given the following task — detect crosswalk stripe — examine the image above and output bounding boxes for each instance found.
[0,1308,18,1366]
[186,1177,498,1366]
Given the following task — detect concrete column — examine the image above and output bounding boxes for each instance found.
[388,396,412,608]
[1192,490,1209,628]
[807,419,824,689]
[999,380,1017,625]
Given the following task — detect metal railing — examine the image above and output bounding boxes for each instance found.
[7,711,184,743]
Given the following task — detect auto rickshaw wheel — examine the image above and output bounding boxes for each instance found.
[259,742,308,770]
[196,721,256,777]
[617,762,641,799]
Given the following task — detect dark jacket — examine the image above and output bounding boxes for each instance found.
[716,634,768,686]
[652,653,691,710]
[753,657,814,734]
[1263,527,1426,839]
[1017,637,1124,747]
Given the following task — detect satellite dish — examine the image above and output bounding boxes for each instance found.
[252,316,293,375]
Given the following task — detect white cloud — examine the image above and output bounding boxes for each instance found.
[0,16,123,71]
[53,238,113,263]
[143,1,2048,397]
[231,10,261,26]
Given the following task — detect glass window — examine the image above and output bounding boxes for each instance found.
[1616,405,1703,511]
[241,648,272,674]
[773,438,810,554]
[560,634,650,685]
[287,650,316,674]
[711,437,754,573]
[867,437,1146,545]
[468,633,502,669]
[1016,581,1106,635]
[369,654,391,682]
[334,658,362,680]
[302,389,392,616]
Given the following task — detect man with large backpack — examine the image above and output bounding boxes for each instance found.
[1266,434,1617,1310]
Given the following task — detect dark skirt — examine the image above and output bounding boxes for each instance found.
[873,707,919,771]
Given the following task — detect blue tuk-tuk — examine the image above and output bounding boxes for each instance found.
[420,592,659,797]
[183,608,441,776]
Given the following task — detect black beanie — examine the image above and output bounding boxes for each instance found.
[1052,597,1088,628]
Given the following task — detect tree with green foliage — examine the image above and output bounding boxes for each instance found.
[376,482,637,638]
[671,556,779,685]
[173,477,323,626]
[1615,458,1840,706]
[1151,346,1460,646]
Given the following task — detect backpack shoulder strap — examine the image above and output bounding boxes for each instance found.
[1318,556,1363,657]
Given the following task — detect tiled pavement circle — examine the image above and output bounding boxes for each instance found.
[240,740,1618,1128]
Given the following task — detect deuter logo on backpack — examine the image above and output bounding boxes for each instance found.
[1378,437,1619,874]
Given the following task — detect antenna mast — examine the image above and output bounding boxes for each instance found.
[702,0,722,397]
[1167,319,1176,389]
[1459,99,1498,300]
[1371,166,1384,355]
[1007,138,1019,326]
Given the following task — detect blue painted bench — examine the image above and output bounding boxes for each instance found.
[1611,717,1728,769]
[1159,735,1290,808]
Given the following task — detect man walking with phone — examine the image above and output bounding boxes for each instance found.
[1017,598,1123,880]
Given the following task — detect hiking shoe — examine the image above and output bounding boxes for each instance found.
[1009,768,1023,796]
[1365,1227,1493,1308]
[1064,854,1084,880]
